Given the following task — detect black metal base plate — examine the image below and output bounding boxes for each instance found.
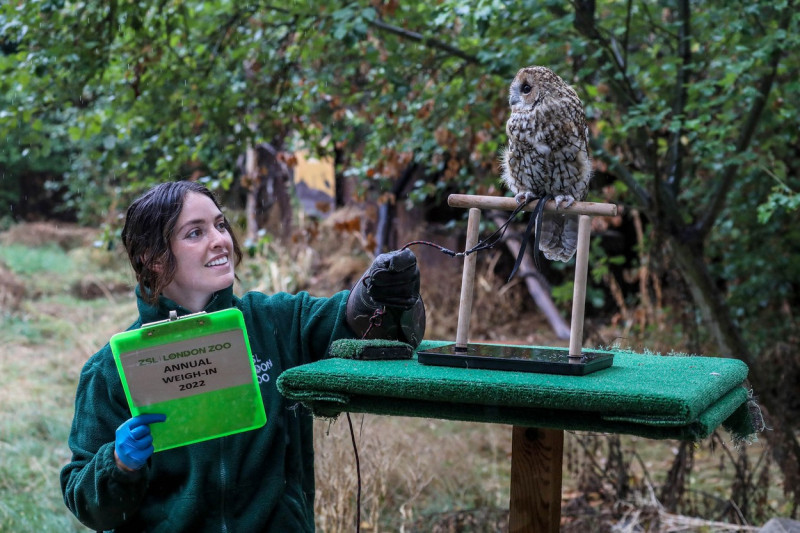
[417,343,613,376]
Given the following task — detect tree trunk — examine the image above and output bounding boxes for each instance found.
[244,145,259,245]
[667,234,800,510]
[666,237,751,361]
[255,143,292,241]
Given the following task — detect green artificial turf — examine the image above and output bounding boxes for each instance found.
[278,340,755,441]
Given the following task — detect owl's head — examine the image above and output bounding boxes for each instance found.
[508,66,567,110]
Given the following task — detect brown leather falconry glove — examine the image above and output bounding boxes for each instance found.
[346,248,426,348]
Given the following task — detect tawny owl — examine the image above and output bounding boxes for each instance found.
[500,66,592,263]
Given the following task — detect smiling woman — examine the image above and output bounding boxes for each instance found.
[59,180,427,532]
[119,182,244,310]
[160,193,238,312]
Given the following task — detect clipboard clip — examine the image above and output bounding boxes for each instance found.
[142,310,209,329]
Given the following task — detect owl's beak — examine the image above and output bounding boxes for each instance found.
[509,95,520,106]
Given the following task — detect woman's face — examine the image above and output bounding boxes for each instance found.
[161,192,235,312]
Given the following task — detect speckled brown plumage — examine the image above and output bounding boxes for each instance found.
[500,66,592,262]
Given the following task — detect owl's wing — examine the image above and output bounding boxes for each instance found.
[537,103,588,159]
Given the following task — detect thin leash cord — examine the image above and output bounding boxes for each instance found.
[399,198,531,258]
[507,194,553,280]
[399,195,553,282]
[345,198,543,531]
[347,305,385,533]
[343,203,532,532]
[346,412,361,533]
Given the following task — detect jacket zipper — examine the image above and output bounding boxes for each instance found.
[220,438,228,532]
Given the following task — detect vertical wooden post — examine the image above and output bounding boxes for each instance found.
[569,215,592,357]
[509,427,564,533]
[455,208,481,351]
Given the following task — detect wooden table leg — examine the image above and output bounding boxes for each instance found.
[509,426,564,533]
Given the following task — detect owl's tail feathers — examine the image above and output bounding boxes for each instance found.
[540,214,579,262]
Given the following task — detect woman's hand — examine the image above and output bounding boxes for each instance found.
[114,413,167,471]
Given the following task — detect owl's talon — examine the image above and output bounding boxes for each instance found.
[515,192,537,206]
[553,195,576,210]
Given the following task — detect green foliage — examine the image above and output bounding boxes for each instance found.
[757,175,800,224]
[3,0,799,353]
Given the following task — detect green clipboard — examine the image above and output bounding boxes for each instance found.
[110,308,267,452]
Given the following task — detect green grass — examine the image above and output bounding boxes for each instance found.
[0,346,87,532]
[0,408,82,532]
[0,243,72,275]
[0,244,76,296]
[0,234,135,532]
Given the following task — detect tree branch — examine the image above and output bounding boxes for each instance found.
[571,0,640,106]
[690,11,790,241]
[367,18,483,67]
[647,0,695,241]
[622,0,632,75]
[665,0,691,196]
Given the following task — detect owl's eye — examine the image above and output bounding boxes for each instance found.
[521,83,532,94]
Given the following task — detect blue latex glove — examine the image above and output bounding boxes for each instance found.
[114,413,166,471]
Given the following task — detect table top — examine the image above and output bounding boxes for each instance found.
[277,340,754,441]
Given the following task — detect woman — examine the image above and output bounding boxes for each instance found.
[61,180,424,531]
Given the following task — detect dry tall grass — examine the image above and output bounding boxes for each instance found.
[313,415,512,532]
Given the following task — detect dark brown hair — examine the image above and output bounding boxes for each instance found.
[121,181,243,306]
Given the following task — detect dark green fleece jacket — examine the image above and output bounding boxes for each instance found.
[61,285,353,532]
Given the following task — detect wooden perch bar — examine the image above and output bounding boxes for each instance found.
[448,194,618,217]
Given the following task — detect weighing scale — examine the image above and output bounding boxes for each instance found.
[417,195,617,375]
